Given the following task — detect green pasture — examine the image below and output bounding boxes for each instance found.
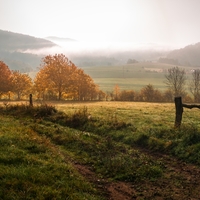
[1,101,200,198]
[93,77,166,91]
[56,101,200,166]
[0,114,101,200]
[56,101,200,129]
[29,62,194,92]
[83,62,194,91]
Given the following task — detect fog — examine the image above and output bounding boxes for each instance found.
[22,39,175,57]
[20,39,174,67]
[2,0,200,52]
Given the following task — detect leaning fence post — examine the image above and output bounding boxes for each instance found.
[174,97,183,128]
[29,94,33,107]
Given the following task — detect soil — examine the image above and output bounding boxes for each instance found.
[74,148,200,200]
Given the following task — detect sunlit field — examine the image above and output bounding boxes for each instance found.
[93,77,166,91]
[29,62,194,92]
[56,101,200,129]
[82,62,194,91]
[1,101,200,199]
[1,101,200,128]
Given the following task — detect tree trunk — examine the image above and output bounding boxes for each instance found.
[58,91,62,100]
[29,94,33,107]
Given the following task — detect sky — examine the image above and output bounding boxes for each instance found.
[1,0,200,50]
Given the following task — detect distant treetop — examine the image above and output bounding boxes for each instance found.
[127,59,138,64]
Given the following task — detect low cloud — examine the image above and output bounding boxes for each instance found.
[20,41,174,56]
[19,46,64,55]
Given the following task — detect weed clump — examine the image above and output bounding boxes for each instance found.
[65,106,90,128]
[0,103,57,118]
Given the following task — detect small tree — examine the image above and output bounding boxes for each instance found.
[120,90,135,101]
[140,84,162,102]
[165,66,186,97]
[163,89,174,102]
[113,85,120,101]
[189,69,200,102]
[11,70,33,100]
[72,68,100,101]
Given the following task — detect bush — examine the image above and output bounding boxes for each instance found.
[0,103,57,118]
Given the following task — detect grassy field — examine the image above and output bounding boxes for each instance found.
[56,101,200,126]
[29,62,194,92]
[93,77,166,91]
[1,101,200,199]
[82,62,194,91]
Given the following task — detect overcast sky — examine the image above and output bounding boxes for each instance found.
[1,0,200,49]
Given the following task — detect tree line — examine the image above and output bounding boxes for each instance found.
[0,54,102,101]
[0,54,200,102]
[112,66,200,103]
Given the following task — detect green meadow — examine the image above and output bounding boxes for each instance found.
[93,77,166,91]
[81,62,194,91]
[29,61,194,92]
[1,101,200,199]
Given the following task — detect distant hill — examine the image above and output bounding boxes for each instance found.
[0,30,58,72]
[159,42,200,67]
[0,30,56,51]
[1,29,200,72]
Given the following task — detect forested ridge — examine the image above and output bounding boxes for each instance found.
[0,30,57,72]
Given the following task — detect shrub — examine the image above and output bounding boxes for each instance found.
[0,103,57,118]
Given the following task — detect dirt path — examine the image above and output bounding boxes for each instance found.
[74,162,135,200]
[45,134,200,199]
[74,149,200,200]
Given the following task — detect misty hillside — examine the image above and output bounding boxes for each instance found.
[1,29,200,72]
[160,42,200,67]
[0,30,56,51]
[0,30,57,72]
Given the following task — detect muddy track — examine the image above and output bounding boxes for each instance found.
[139,148,200,199]
[45,134,200,199]
[74,162,135,200]
[73,147,200,200]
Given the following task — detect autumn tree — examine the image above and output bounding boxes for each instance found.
[140,84,162,102]
[34,54,77,100]
[72,68,100,100]
[113,84,120,101]
[165,66,186,97]
[34,54,100,101]
[189,69,200,102]
[97,90,106,101]
[0,61,12,98]
[11,70,33,100]
[163,89,174,102]
[34,68,53,100]
[120,90,135,101]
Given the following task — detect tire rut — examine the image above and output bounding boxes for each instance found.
[74,162,135,200]
[73,147,200,199]
[42,134,200,199]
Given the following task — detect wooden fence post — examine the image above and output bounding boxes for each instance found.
[174,97,183,128]
[29,94,33,107]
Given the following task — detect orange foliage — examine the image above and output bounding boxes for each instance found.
[0,61,12,96]
[11,70,33,100]
[34,54,101,100]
